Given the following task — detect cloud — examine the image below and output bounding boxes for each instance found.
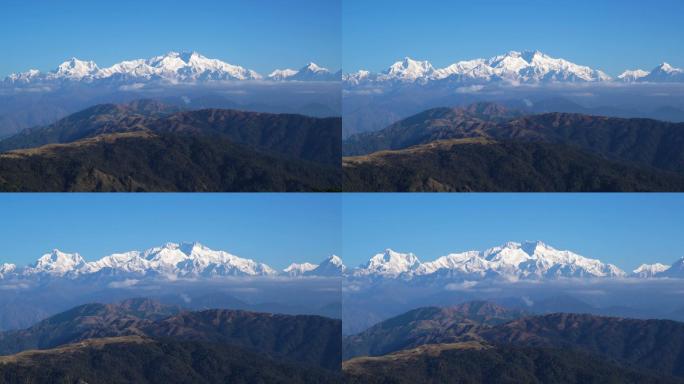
[444,281,478,291]
[569,92,595,97]
[0,282,30,290]
[455,85,485,94]
[118,83,146,91]
[343,88,384,95]
[107,279,139,288]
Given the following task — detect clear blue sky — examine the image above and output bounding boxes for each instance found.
[0,194,341,269]
[343,0,684,75]
[0,0,341,77]
[342,194,684,271]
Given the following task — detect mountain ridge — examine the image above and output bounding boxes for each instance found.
[344,50,684,86]
[0,242,342,280]
[0,298,342,371]
[2,240,683,282]
[3,51,340,86]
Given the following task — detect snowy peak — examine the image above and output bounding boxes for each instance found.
[3,243,284,280]
[628,63,684,82]
[632,263,670,278]
[7,69,41,83]
[383,57,435,82]
[53,58,99,80]
[4,51,320,86]
[356,249,421,277]
[25,249,87,276]
[618,69,649,82]
[659,257,684,278]
[342,70,374,85]
[352,241,625,280]
[310,255,346,276]
[142,241,277,277]
[655,62,680,73]
[327,255,344,267]
[264,62,341,81]
[283,262,319,276]
[0,263,16,278]
[279,255,346,277]
[344,51,684,86]
[268,68,298,80]
[0,243,345,281]
[302,62,328,73]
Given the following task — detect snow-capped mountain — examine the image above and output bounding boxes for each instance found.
[283,262,319,276]
[268,68,299,81]
[345,51,612,87]
[350,241,626,281]
[618,69,650,82]
[342,70,375,86]
[659,257,684,278]
[282,255,347,277]
[632,263,670,278]
[136,242,277,277]
[344,51,684,87]
[23,250,88,277]
[381,58,436,83]
[640,63,684,83]
[2,52,340,88]
[51,58,100,80]
[309,255,346,276]
[352,249,421,278]
[0,263,16,278]
[0,243,346,281]
[268,63,340,81]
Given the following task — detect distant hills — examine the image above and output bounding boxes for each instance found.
[0,299,342,383]
[0,298,341,370]
[343,102,684,191]
[344,342,681,383]
[343,301,684,383]
[0,100,341,191]
[0,337,341,384]
[343,302,525,359]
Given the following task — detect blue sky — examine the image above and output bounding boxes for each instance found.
[342,194,684,271]
[343,0,684,75]
[0,194,341,269]
[0,0,341,77]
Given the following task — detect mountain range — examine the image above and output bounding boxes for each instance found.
[343,50,684,86]
[346,241,684,281]
[2,51,340,87]
[0,242,343,281]
[4,240,683,283]
[343,102,684,192]
[343,301,684,383]
[0,298,342,383]
[0,100,342,191]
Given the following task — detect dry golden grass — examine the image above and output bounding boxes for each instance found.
[0,336,152,365]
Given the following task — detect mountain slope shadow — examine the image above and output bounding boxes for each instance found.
[0,298,342,371]
[0,100,342,192]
